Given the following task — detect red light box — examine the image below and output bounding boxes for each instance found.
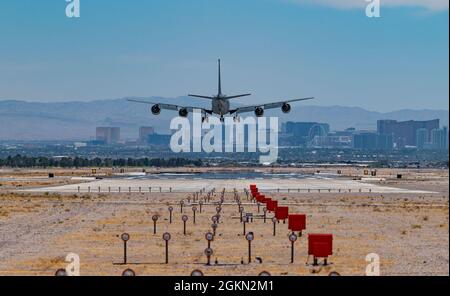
[267,200,278,212]
[261,196,270,203]
[308,234,333,258]
[288,214,306,232]
[258,195,269,204]
[275,206,289,220]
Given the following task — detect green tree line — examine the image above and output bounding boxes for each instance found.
[0,155,203,168]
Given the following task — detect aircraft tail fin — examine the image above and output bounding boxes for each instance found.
[189,59,251,100]
[218,59,222,96]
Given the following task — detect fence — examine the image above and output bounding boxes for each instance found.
[74,186,373,194]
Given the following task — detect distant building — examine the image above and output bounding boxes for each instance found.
[376,133,394,150]
[73,142,87,148]
[139,126,155,144]
[309,134,353,148]
[377,119,439,147]
[148,134,172,146]
[96,127,120,144]
[282,122,330,145]
[353,132,378,150]
[334,128,357,137]
[430,127,449,150]
[352,132,393,150]
[416,128,429,150]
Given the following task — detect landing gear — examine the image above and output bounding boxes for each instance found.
[202,116,209,123]
[220,116,225,123]
[233,116,240,123]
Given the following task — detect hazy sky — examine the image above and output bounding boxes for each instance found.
[0,0,448,111]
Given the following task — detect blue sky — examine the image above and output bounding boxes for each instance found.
[0,0,448,111]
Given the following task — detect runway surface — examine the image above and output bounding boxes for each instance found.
[22,175,433,194]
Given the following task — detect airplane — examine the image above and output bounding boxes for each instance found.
[127,59,314,122]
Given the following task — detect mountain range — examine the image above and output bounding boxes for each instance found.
[1,98,448,141]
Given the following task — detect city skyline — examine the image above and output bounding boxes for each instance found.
[0,0,448,112]
[90,117,448,151]
[1,97,447,141]
[0,1,448,281]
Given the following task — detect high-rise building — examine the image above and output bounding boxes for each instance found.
[444,126,449,150]
[416,128,429,150]
[377,119,439,147]
[431,127,449,150]
[96,127,120,144]
[377,133,394,150]
[139,126,155,143]
[353,132,378,150]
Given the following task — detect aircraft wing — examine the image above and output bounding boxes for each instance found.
[126,98,212,114]
[230,97,314,115]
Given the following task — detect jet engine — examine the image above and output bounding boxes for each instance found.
[179,108,188,117]
[282,103,291,114]
[255,107,264,117]
[151,104,161,115]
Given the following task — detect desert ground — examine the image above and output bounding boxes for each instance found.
[0,167,448,276]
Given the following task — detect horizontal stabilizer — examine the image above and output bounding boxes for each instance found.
[188,94,215,99]
[226,94,252,99]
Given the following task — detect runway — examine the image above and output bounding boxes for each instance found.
[21,176,433,194]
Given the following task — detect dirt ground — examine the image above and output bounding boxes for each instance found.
[0,167,448,276]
